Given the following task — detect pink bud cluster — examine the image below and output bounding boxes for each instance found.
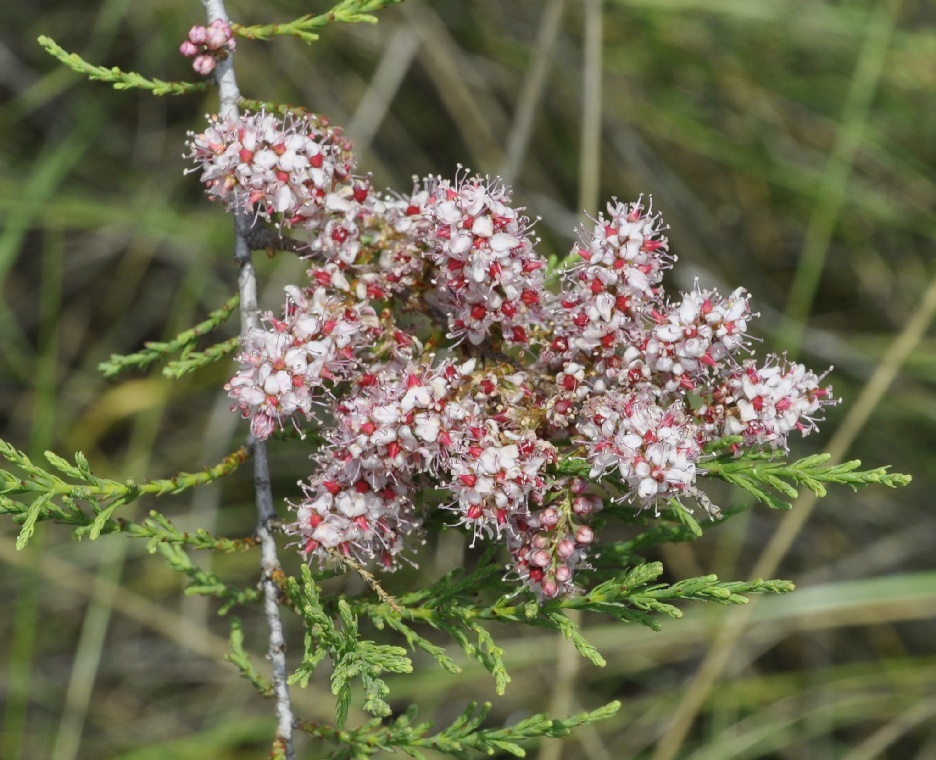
[187,110,839,597]
[509,478,600,598]
[179,20,235,75]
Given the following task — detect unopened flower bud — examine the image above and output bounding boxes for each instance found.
[531,549,551,568]
[188,25,207,45]
[193,55,216,75]
[575,525,594,545]
[541,579,560,598]
[557,538,576,558]
[572,495,593,515]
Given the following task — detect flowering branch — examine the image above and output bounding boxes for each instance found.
[9,3,915,757]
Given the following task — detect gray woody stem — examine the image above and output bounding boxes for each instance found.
[201,1,296,757]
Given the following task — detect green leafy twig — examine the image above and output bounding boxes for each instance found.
[375,615,461,675]
[163,336,240,379]
[38,36,211,95]
[351,552,793,696]
[105,509,256,552]
[99,295,240,377]
[156,543,261,613]
[226,618,275,697]
[0,441,249,547]
[297,699,621,759]
[563,562,793,630]
[233,0,403,45]
[706,452,912,510]
[284,566,412,727]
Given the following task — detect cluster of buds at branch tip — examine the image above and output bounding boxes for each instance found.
[186,109,839,598]
[180,20,236,75]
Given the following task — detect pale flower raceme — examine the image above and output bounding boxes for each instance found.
[185,111,353,228]
[288,461,422,570]
[578,390,703,510]
[421,172,546,346]
[197,109,839,597]
[225,285,380,438]
[302,179,429,299]
[703,355,837,451]
[545,198,673,370]
[447,429,556,542]
[644,282,753,391]
[331,358,479,483]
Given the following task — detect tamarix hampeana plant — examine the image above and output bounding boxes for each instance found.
[2,2,911,758]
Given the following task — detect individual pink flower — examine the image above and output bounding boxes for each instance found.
[192,55,217,76]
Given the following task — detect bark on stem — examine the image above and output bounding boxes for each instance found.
[201,1,296,757]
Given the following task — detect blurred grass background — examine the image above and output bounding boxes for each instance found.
[1,0,935,758]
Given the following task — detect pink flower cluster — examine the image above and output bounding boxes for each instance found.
[421,173,546,346]
[186,110,839,598]
[179,20,236,75]
[185,111,354,228]
[225,285,380,439]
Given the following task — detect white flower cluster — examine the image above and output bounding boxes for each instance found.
[447,431,556,540]
[547,199,672,366]
[287,359,478,568]
[714,356,835,451]
[293,465,417,570]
